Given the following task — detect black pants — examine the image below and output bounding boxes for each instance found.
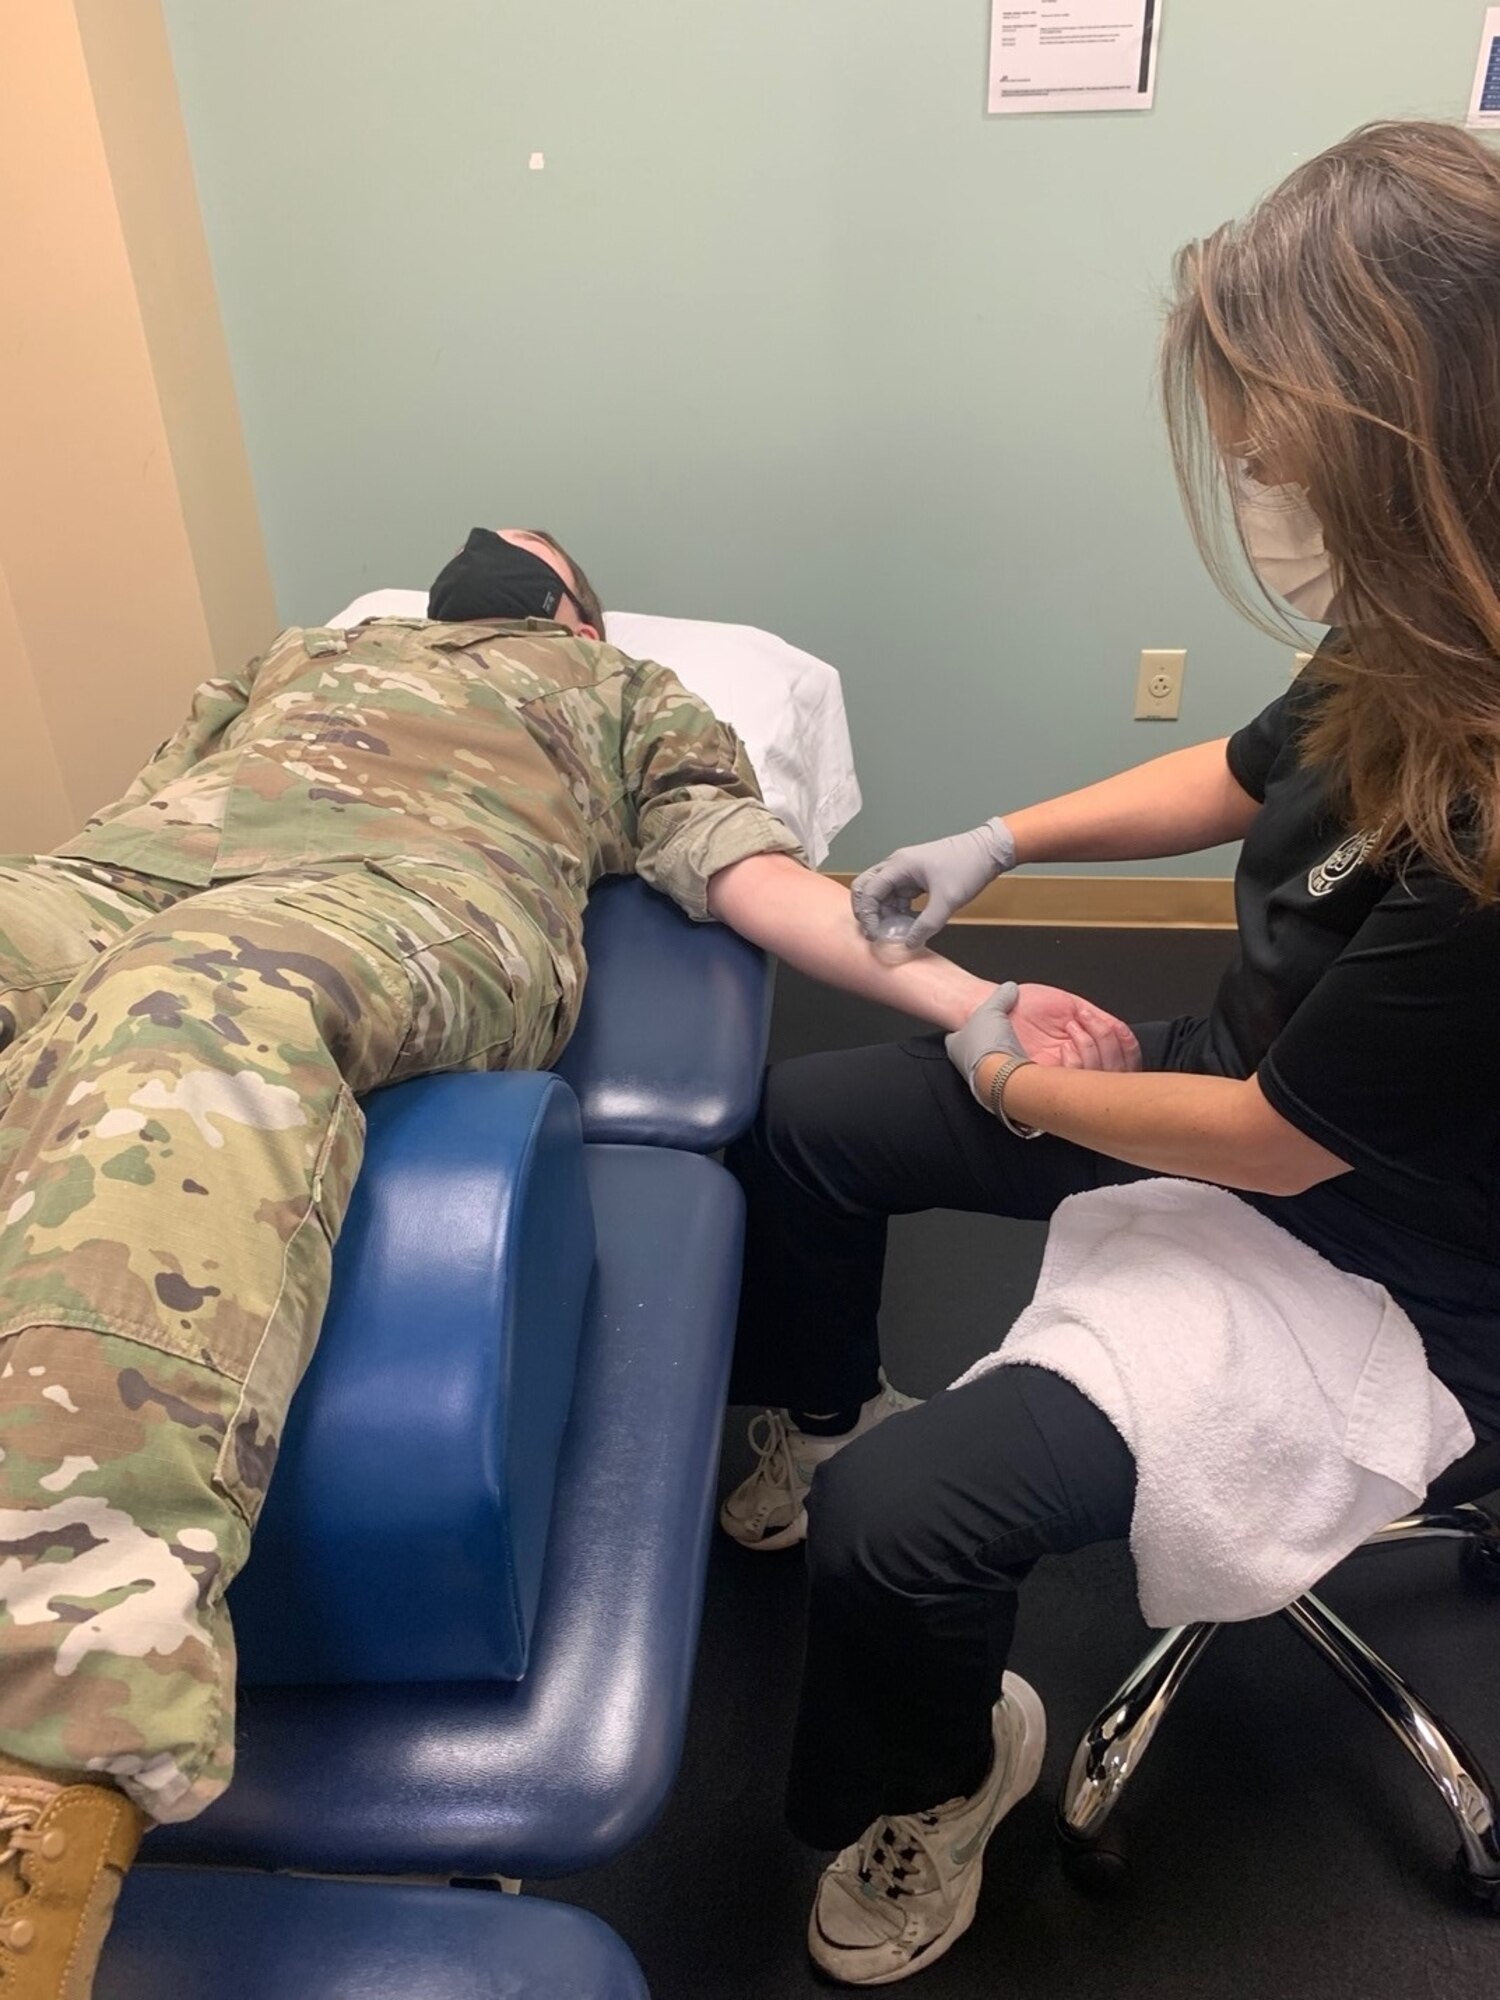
[726,1030,1173,1850]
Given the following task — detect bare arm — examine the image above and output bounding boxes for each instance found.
[708,853,994,1031]
[1005,738,1259,865]
[977,1051,1348,1197]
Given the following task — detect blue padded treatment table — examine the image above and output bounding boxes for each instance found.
[554,877,772,1151]
[98,1872,648,2000]
[148,1141,743,1879]
[228,1073,595,1685]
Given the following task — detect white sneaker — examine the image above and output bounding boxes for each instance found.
[807,1673,1047,1987]
[718,1374,920,1552]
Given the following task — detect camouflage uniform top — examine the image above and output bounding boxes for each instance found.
[58,617,804,1060]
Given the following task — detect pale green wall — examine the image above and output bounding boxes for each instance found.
[162,0,1486,869]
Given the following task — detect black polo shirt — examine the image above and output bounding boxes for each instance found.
[1166,677,1500,1435]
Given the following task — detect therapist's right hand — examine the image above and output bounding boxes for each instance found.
[851,817,1017,952]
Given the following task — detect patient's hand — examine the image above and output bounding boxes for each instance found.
[1010,984,1141,1072]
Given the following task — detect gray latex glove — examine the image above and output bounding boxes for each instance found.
[851,817,1017,953]
[945,982,1027,1102]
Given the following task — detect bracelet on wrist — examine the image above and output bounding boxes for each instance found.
[985,1053,1041,1140]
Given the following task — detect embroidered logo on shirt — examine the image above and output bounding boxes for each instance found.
[1308,831,1377,897]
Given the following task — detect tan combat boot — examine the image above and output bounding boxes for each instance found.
[0,1775,145,1999]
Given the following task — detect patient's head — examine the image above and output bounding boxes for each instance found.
[427,528,604,637]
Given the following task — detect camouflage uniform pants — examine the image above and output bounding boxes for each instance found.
[0,856,558,1822]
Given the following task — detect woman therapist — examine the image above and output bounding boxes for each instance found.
[724,119,1500,1987]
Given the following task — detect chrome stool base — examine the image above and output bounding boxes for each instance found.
[1057,1503,1500,1906]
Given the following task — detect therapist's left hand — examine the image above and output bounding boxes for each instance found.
[945,983,1028,1098]
[947,983,1142,1100]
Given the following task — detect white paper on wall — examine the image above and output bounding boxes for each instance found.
[989,1,1162,117]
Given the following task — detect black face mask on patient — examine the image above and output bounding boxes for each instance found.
[427,529,575,624]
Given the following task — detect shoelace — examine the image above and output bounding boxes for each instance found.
[0,1800,42,1913]
[855,1811,944,1907]
[744,1408,800,1498]
[0,1801,40,1865]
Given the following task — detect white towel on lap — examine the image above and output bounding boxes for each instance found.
[952,1180,1474,1627]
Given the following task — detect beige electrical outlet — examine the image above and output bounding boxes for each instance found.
[1134,648,1185,721]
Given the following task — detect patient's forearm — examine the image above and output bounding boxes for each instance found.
[1006,739,1257,865]
[707,854,992,1031]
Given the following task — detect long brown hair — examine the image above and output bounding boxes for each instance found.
[1164,120,1500,899]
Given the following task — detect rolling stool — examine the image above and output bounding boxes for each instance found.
[1058,1436,1500,1908]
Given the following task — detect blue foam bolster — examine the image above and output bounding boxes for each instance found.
[100,1872,649,2000]
[150,1145,742,1879]
[228,1072,594,1685]
[554,876,771,1150]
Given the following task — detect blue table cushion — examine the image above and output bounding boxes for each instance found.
[228,1072,595,1685]
[151,1145,742,1879]
[554,877,771,1151]
[100,1872,648,2000]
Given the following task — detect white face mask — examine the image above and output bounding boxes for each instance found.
[1230,461,1340,625]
